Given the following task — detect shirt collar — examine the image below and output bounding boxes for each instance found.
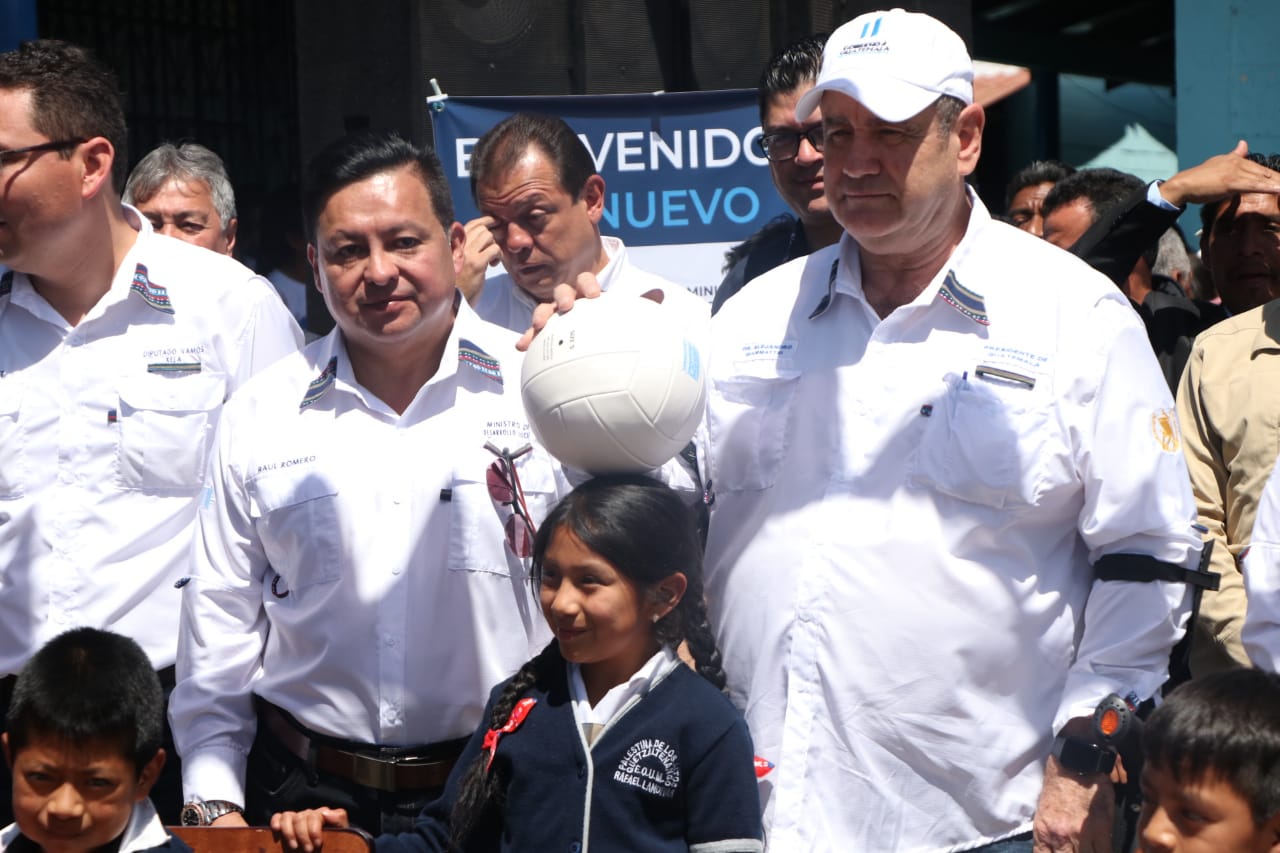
[595,235,625,292]
[298,295,504,411]
[0,206,158,323]
[809,186,991,328]
[0,800,169,853]
[119,798,170,853]
[1255,300,1280,355]
[569,645,678,729]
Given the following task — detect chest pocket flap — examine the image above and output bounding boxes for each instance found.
[117,372,226,492]
[249,467,341,592]
[909,372,1050,510]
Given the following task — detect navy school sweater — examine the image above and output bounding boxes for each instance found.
[375,659,763,853]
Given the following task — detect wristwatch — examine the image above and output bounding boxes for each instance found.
[1051,733,1116,776]
[180,798,244,826]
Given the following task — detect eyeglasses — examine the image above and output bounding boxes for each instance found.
[485,442,537,558]
[754,127,825,162]
[0,138,87,167]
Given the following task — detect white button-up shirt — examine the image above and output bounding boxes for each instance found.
[703,193,1200,851]
[171,300,571,805]
[473,235,709,335]
[1242,462,1280,669]
[0,210,302,675]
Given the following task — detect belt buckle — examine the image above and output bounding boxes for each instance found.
[348,751,400,792]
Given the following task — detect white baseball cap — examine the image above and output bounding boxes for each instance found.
[795,8,974,123]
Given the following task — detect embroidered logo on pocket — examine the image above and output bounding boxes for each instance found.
[614,738,680,798]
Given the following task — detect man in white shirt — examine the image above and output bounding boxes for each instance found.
[169,131,569,833]
[124,142,238,256]
[0,39,302,823]
[701,10,1204,852]
[467,112,707,333]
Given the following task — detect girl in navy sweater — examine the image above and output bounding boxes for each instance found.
[275,475,763,852]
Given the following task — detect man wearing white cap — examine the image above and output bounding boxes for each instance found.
[699,8,1205,852]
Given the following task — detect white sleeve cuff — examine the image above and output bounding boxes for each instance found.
[181,744,251,806]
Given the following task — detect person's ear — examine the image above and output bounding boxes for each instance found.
[648,572,688,622]
[581,175,606,225]
[78,137,116,201]
[449,220,468,277]
[223,218,239,257]
[133,748,165,801]
[954,103,985,178]
[2,732,11,770]
[307,243,322,292]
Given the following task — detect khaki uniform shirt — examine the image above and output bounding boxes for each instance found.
[1176,299,1280,674]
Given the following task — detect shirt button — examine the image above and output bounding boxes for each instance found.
[570,844,581,853]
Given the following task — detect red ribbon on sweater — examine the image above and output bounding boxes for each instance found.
[482,697,537,773]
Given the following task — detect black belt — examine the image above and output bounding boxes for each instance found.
[258,700,467,793]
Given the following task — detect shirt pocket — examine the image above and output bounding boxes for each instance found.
[0,380,25,498]
[707,368,801,492]
[447,444,559,577]
[909,371,1049,510]
[116,372,225,492]
[250,469,342,593]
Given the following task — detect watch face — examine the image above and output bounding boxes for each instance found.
[180,803,204,826]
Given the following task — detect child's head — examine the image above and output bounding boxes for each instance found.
[531,474,724,688]
[3,628,165,853]
[1138,669,1280,853]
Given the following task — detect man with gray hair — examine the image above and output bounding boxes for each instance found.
[124,142,238,255]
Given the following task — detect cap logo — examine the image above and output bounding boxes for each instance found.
[839,14,889,54]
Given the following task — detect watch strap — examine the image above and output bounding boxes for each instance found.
[181,798,244,826]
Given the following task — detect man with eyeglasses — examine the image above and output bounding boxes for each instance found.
[712,35,842,315]
[170,131,571,834]
[0,39,301,824]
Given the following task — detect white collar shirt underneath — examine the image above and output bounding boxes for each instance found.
[0,796,172,853]
[171,297,569,806]
[569,645,679,744]
[702,190,1201,851]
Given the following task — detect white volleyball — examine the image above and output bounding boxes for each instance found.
[520,295,706,474]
